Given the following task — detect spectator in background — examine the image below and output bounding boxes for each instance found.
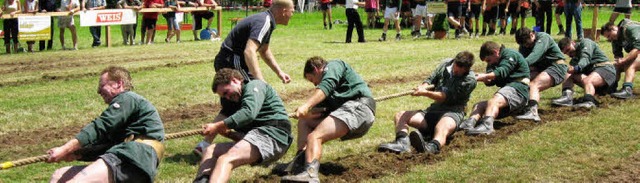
[345,0,365,43]
[447,0,469,39]
[496,0,506,35]
[191,0,216,41]
[467,0,482,38]
[533,0,552,34]
[38,0,55,51]
[58,0,80,50]
[118,0,142,45]
[319,0,332,29]
[507,0,528,35]
[2,0,21,54]
[141,0,163,44]
[83,0,106,47]
[263,0,272,8]
[364,0,378,28]
[411,0,426,38]
[24,0,38,52]
[378,0,402,41]
[482,0,498,36]
[563,0,582,39]
[553,0,564,35]
[163,0,181,43]
[608,0,631,24]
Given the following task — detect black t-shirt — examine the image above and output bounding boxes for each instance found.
[221,10,276,55]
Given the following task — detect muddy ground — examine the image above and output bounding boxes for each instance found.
[3,66,640,181]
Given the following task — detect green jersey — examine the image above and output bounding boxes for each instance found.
[519,32,566,68]
[222,80,292,146]
[423,59,477,113]
[316,60,373,111]
[75,91,165,181]
[571,38,614,74]
[486,47,531,99]
[612,19,640,58]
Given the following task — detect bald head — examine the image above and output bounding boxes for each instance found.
[270,0,294,25]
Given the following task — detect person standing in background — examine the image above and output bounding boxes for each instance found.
[364,0,378,28]
[38,0,55,51]
[563,0,582,39]
[83,0,106,47]
[345,0,366,43]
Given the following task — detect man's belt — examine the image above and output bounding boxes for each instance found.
[554,59,567,65]
[594,61,614,67]
[515,77,530,85]
[124,135,165,161]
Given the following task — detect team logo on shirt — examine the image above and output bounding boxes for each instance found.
[113,103,120,109]
[253,87,259,92]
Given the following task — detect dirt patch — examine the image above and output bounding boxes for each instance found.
[597,152,640,182]
[0,73,428,156]
[0,58,208,87]
[244,93,630,182]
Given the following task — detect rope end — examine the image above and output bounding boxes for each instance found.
[1,161,15,170]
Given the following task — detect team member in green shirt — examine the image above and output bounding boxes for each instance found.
[601,19,640,99]
[551,38,616,108]
[514,27,567,122]
[193,68,293,183]
[377,51,476,154]
[464,41,530,135]
[281,56,376,182]
[47,66,165,183]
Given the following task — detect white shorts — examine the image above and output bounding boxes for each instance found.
[413,4,427,17]
[384,7,399,20]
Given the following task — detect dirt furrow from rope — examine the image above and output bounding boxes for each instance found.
[0,73,426,159]
[244,95,630,182]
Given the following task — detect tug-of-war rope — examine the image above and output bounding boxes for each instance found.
[0,90,414,170]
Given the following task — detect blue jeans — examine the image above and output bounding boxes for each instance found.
[90,26,101,46]
[564,2,582,39]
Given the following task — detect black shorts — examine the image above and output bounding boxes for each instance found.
[320,2,331,11]
[484,7,498,22]
[468,4,481,19]
[447,1,462,18]
[365,8,377,12]
[509,2,527,18]
[214,48,253,82]
[100,153,153,183]
[193,11,215,30]
[3,18,19,45]
[555,6,563,15]
[613,7,631,14]
[496,3,507,18]
[142,18,157,30]
[401,3,412,12]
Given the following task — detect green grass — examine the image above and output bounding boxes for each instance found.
[1,6,640,182]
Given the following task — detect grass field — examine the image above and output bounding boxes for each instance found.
[1,6,640,182]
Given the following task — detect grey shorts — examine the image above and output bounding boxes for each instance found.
[330,100,375,141]
[243,129,290,166]
[496,86,528,119]
[100,153,154,183]
[590,65,617,95]
[417,109,464,134]
[58,16,74,28]
[538,64,568,86]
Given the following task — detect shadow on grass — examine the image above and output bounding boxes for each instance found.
[163,152,200,165]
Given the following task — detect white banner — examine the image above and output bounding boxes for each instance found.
[18,16,52,41]
[80,9,137,26]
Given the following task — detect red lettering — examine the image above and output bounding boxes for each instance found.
[95,12,123,23]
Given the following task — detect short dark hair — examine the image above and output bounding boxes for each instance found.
[557,37,573,50]
[480,41,501,60]
[101,66,133,90]
[212,68,244,92]
[303,56,327,76]
[515,27,534,45]
[601,22,616,35]
[453,51,474,69]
